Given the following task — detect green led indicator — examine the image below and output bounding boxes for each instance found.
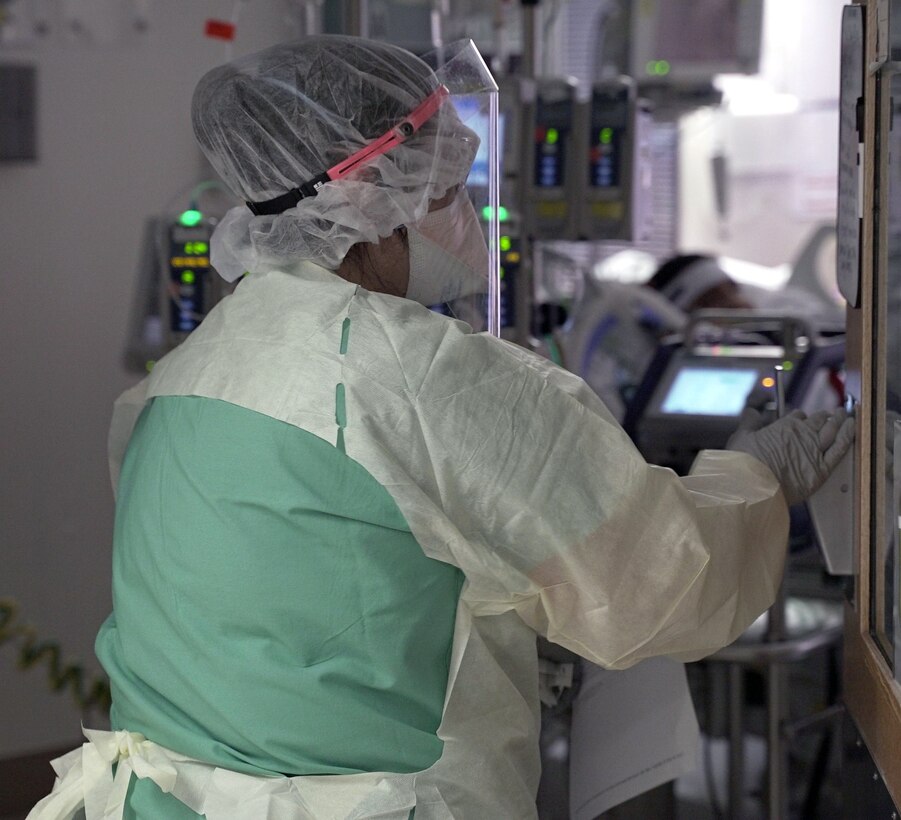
[184,241,209,255]
[600,127,613,145]
[546,128,559,145]
[181,270,196,285]
[782,361,794,371]
[646,60,657,75]
[657,60,671,76]
[481,205,510,222]
[500,236,512,252]
[145,360,156,373]
[179,209,203,227]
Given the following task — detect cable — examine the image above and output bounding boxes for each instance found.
[0,597,111,713]
[703,668,727,820]
[161,178,238,219]
[544,333,564,367]
[224,0,248,61]
[703,732,726,820]
[541,0,564,70]
[189,179,233,204]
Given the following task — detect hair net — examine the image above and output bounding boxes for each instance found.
[192,35,479,281]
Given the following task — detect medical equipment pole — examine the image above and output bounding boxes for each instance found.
[515,0,539,349]
[766,364,789,819]
[344,0,368,37]
[304,1,322,36]
[774,364,787,419]
[728,662,745,818]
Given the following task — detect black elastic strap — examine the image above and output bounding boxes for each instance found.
[246,172,331,216]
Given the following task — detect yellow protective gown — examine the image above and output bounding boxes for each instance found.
[35,260,788,819]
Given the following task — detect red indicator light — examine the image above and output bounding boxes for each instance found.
[205,19,237,41]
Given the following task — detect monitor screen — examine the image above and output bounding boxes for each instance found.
[661,366,759,416]
[452,97,504,188]
[631,0,763,81]
[654,0,741,64]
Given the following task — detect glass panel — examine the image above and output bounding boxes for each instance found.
[885,85,901,664]
[878,4,901,671]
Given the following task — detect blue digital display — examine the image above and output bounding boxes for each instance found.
[168,226,211,334]
[590,127,621,188]
[534,127,566,187]
[452,97,504,188]
[661,367,759,416]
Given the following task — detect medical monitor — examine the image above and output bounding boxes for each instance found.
[630,0,764,84]
[632,347,785,473]
[452,97,505,189]
[660,366,759,416]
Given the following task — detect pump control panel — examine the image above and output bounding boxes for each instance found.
[576,79,653,242]
[527,79,578,240]
[167,224,214,340]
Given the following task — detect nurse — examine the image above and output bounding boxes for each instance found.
[30,35,852,819]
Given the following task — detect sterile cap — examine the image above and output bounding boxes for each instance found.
[191,35,479,280]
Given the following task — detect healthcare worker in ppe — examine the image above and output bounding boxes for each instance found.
[29,36,854,820]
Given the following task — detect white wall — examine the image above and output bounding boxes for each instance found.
[679,0,847,267]
[0,0,291,759]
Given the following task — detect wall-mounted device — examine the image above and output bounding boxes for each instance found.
[576,78,653,242]
[527,78,579,240]
[124,211,234,373]
[0,63,37,162]
[630,0,764,86]
[165,220,215,343]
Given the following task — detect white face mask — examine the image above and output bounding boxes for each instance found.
[405,188,489,307]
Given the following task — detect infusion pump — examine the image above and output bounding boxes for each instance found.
[500,76,653,243]
[124,213,235,373]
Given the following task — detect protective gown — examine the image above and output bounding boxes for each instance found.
[30,261,788,820]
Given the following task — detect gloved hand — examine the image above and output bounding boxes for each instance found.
[727,407,855,505]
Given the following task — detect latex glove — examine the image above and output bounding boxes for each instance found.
[727,407,855,506]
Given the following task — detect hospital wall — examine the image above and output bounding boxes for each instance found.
[679,0,845,267]
[0,2,290,762]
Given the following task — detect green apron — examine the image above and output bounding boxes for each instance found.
[97,396,463,817]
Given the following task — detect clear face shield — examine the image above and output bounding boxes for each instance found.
[200,37,499,333]
[415,40,501,336]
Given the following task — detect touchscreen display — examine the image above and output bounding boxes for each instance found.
[452,98,505,188]
[661,366,759,416]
